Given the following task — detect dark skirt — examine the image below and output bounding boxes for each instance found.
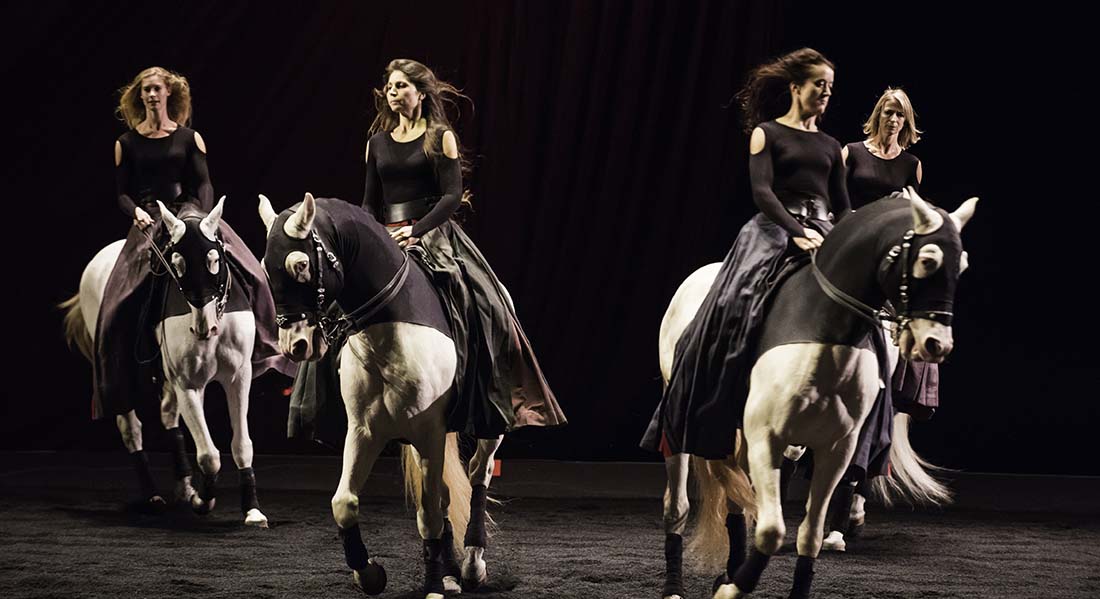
[844,350,942,483]
[844,330,895,481]
[288,219,566,443]
[91,203,294,420]
[892,360,939,421]
[641,214,803,459]
[415,221,566,437]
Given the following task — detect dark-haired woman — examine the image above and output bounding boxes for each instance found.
[642,48,849,592]
[361,58,566,586]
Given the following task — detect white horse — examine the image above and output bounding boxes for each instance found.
[655,190,977,598]
[258,193,504,597]
[62,198,268,526]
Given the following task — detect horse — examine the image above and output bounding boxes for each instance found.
[654,189,977,598]
[258,192,506,598]
[61,198,269,527]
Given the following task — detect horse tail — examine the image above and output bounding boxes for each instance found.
[401,432,474,552]
[59,293,93,362]
[686,431,756,572]
[871,413,953,507]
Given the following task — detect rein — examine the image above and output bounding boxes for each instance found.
[275,229,415,345]
[810,227,953,346]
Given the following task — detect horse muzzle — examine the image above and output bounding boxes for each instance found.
[280,322,328,362]
[902,319,954,363]
[189,302,221,340]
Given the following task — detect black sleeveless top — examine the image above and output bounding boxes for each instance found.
[115,126,212,216]
[844,141,919,209]
[361,130,463,238]
[749,120,850,236]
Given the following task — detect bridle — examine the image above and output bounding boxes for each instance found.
[274,229,413,345]
[810,228,953,346]
[143,222,231,320]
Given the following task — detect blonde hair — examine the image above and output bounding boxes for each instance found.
[115,67,192,130]
[863,87,922,148]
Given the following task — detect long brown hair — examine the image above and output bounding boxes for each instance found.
[863,87,923,148]
[115,66,192,129]
[370,59,474,208]
[735,48,835,133]
[370,60,473,161]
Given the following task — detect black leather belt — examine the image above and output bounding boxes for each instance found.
[784,197,833,222]
[383,197,436,223]
[139,183,185,212]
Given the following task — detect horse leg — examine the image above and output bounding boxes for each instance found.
[662,452,690,599]
[715,434,785,599]
[116,410,165,510]
[223,368,266,527]
[461,433,502,589]
[415,433,448,599]
[849,479,869,538]
[158,380,196,505]
[707,458,749,593]
[436,476,463,593]
[332,427,387,594]
[790,439,857,599]
[822,470,857,552]
[175,387,221,514]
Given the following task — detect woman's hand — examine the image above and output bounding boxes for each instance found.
[134,207,156,231]
[792,227,824,251]
[388,225,420,248]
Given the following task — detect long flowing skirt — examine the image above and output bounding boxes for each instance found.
[288,219,566,443]
[641,214,799,459]
[416,221,565,437]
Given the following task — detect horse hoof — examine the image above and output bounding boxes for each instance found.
[664,595,685,599]
[174,477,197,504]
[443,575,462,594]
[847,519,865,539]
[352,559,387,595]
[191,495,216,515]
[133,495,168,514]
[822,530,846,552]
[713,581,747,599]
[244,508,269,528]
[461,546,487,590]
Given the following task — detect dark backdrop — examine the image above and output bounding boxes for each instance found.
[3,2,1079,473]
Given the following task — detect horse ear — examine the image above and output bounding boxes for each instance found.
[200,196,225,241]
[907,186,943,234]
[950,197,979,231]
[157,200,186,243]
[258,194,277,235]
[283,192,316,239]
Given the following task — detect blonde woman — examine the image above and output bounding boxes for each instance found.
[824,87,937,552]
[95,67,289,504]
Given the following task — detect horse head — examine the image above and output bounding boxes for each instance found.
[156,197,230,340]
[258,192,342,362]
[879,188,978,363]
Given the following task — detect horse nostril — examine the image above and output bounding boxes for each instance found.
[210,325,219,336]
[925,337,943,356]
[292,339,308,357]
